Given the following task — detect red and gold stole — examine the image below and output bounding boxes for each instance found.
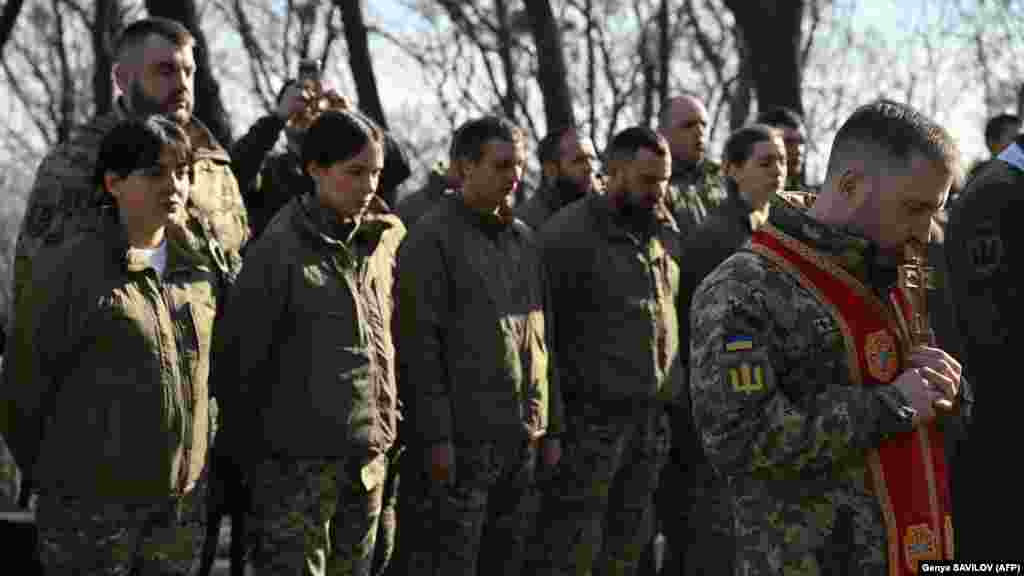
[749,223,953,575]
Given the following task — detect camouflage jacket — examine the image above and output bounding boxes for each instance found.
[1,213,220,502]
[539,194,682,410]
[5,102,248,427]
[395,195,563,446]
[665,159,725,235]
[215,195,405,461]
[689,199,929,574]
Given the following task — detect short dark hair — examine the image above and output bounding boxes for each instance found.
[825,99,961,185]
[723,124,782,167]
[604,126,670,172]
[538,125,580,166]
[301,109,383,173]
[114,17,194,60]
[451,116,524,164]
[984,113,1020,148]
[756,106,804,131]
[94,115,192,197]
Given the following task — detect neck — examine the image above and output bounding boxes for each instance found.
[461,189,503,216]
[740,187,772,213]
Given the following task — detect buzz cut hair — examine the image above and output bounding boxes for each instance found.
[114,17,194,61]
[657,91,702,131]
[825,99,961,186]
[983,113,1021,149]
[538,125,584,166]
[604,126,669,173]
[450,116,524,165]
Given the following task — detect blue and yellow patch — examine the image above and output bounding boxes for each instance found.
[724,335,754,352]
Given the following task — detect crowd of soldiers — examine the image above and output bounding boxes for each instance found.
[0,14,1018,576]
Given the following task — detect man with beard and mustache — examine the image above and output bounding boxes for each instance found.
[515,126,599,231]
[658,94,726,234]
[527,126,679,576]
[2,16,245,570]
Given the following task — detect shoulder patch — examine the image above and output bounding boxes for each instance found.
[966,222,1003,276]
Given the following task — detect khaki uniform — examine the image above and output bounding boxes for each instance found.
[2,214,220,574]
[393,195,561,576]
[529,194,680,576]
[665,159,725,234]
[215,194,404,576]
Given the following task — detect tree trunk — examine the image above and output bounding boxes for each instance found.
[145,0,234,147]
[523,0,576,131]
[92,0,120,117]
[0,0,25,54]
[722,0,805,116]
[335,0,389,131]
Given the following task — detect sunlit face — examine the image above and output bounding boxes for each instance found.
[663,98,708,165]
[462,139,526,209]
[609,147,672,211]
[553,130,597,197]
[308,141,385,219]
[728,136,787,206]
[107,144,191,232]
[123,35,196,125]
[852,153,952,261]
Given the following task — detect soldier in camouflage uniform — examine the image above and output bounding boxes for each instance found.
[215,111,404,576]
[527,126,677,576]
[657,94,726,234]
[690,100,967,575]
[663,124,787,576]
[1,116,222,574]
[513,125,598,231]
[2,19,247,508]
[393,116,563,576]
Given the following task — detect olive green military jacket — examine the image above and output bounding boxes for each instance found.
[216,195,405,461]
[539,194,683,409]
[4,101,248,448]
[395,196,563,446]
[665,159,725,235]
[2,214,220,502]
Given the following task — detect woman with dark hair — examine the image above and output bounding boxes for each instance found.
[215,109,406,575]
[2,115,222,574]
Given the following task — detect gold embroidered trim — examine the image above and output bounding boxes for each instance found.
[869,450,901,576]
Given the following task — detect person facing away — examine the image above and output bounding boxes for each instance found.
[392,115,562,576]
[2,115,223,575]
[690,99,966,575]
[214,109,405,576]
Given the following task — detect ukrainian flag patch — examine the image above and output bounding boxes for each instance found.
[724,335,754,352]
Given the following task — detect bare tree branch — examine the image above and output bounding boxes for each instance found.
[0,0,25,54]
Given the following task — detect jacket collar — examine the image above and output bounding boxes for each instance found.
[100,208,211,276]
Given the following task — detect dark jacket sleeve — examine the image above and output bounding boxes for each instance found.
[229,114,286,202]
[394,225,452,445]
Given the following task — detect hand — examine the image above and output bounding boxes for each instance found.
[322,88,352,111]
[542,437,562,469]
[428,441,455,485]
[891,366,946,426]
[908,346,961,412]
[275,82,307,121]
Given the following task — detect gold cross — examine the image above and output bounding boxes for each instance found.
[898,243,935,346]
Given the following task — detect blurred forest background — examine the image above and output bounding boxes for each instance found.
[0,0,1022,318]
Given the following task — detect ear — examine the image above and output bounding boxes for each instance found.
[306,161,323,181]
[112,62,130,94]
[723,161,738,180]
[104,172,122,200]
[836,166,867,210]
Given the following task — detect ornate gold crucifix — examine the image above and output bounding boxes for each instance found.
[897,242,936,347]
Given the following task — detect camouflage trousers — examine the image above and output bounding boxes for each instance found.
[528,401,671,576]
[245,453,388,576]
[35,474,208,575]
[390,439,538,576]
